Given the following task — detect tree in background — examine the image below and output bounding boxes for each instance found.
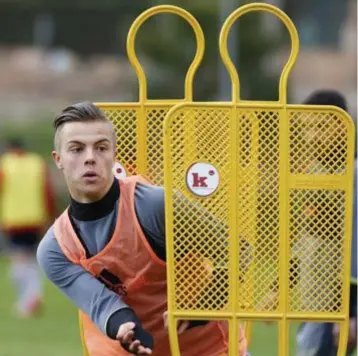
[0,0,146,55]
[0,0,284,100]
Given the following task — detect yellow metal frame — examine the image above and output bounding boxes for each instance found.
[219,3,298,105]
[164,3,355,356]
[95,5,204,181]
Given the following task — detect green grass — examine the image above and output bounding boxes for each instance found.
[0,257,82,356]
[250,322,299,355]
[0,256,349,356]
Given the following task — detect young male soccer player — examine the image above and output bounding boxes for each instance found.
[37,102,248,355]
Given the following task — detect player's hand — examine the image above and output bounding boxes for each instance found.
[163,311,190,334]
[116,322,153,355]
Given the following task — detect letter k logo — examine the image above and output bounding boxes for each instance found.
[192,173,208,187]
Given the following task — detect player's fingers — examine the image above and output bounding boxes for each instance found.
[128,339,141,352]
[122,330,135,345]
[163,311,168,330]
[137,345,153,355]
[117,322,136,340]
[178,321,190,334]
[129,341,153,355]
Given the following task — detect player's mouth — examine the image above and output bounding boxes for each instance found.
[83,171,99,181]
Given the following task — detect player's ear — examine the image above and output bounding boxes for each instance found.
[52,150,63,170]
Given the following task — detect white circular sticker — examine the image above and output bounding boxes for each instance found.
[112,162,127,179]
[186,162,219,197]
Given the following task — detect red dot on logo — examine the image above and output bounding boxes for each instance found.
[209,170,215,176]
[116,168,122,174]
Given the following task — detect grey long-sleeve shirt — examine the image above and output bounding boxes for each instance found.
[37,178,166,336]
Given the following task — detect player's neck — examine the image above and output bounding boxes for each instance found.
[69,178,119,221]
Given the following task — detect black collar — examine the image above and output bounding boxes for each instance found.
[69,178,119,221]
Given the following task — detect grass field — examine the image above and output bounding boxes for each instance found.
[0,256,338,356]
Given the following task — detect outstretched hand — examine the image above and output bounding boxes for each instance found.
[116,322,153,355]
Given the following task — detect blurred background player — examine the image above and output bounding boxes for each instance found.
[0,138,56,318]
[294,90,357,356]
[259,89,357,355]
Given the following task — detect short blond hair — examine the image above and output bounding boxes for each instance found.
[53,102,116,150]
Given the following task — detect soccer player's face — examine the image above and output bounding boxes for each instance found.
[52,121,116,202]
